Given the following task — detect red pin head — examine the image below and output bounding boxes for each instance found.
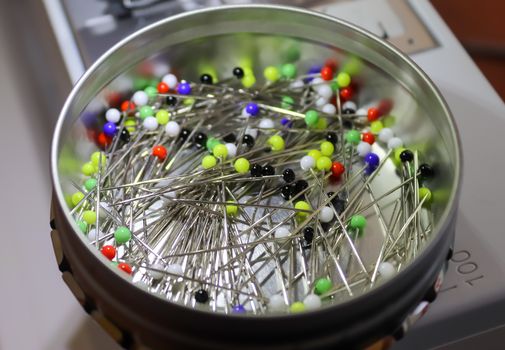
[362,132,375,145]
[331,161,345,178]
[118,262,132,275]
[152,145,168,161]
[157,82,169,94]
[320,66,334,81]
[101,245,116,260]
[367,107,381,122]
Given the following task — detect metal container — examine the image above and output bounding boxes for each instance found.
[50,5,461,349]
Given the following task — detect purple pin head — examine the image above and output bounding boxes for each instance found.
[280,117,293,128]
[177,82,191,95]
[103,122,117,136]
[364,152,380,168]
[245,102,259,116]
[232,304,246,314]
[305,64,323,83]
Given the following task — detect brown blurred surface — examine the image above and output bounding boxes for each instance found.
[432,0,505,100]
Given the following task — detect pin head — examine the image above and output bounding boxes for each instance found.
[364,152,380,168]
[280,185,292,200]
[419,187,432,205]
[195,289,209,303]
[316,156,332,171]
[245,102,259,116]
[294,201,311,218]
[282,168,295,183]
[232,67,244,79]
[232,304,246,314]
[103,122,117,136]
[120,100,135,112]
[326,132,338,144]
[262,164,275,176]
[320,66,334,81]
[339,87,353,101]
[114,226,132,244]
[320,141,335,156]
[206,137,220,152]
[223,133,236,143]
[177,82,191,95]
[179,128,191,141]
[82,210,97,225]
[194,132,207,148]
[139,105,154,119]
[166,95,177,106]
[292,180,308,196]
[155,110,170,125]
[303,227,314,243]
[117,262,132,275]
[157,82,169,94]
[290,302,305,313]
[362,132,375,145]
[281,96,294,110]
[345,130,361,145]
[71,192,85,207]
[250,164,263,177]
[97,132,112,148]
[400,150,414,163]
[419,163,434,179]
[119,129,130,142]
[267,135,285,151]
[202,155,217,169]
[165,121,180,138]
[200,74,213,84]
[336,72,351,88]
[84,178,97,191]
[234,158,250,174]
[305,110,319,127]
[350,215,366,230]
[76,220,87,233]
[332,197,346,215]
[281,63,297,79]
[242,134,255,148]
[212,144,228,159]
[226,201,238,216]
[331,161,345,178]
[264,66,280,82]
[101,245,116,260]
[367,107,380,122]
[105,108,121,123]
[152,145,167,161]
[314,278,332,295]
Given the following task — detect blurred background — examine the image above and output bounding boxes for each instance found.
[0,1,503,349]
[433,0,505,99]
